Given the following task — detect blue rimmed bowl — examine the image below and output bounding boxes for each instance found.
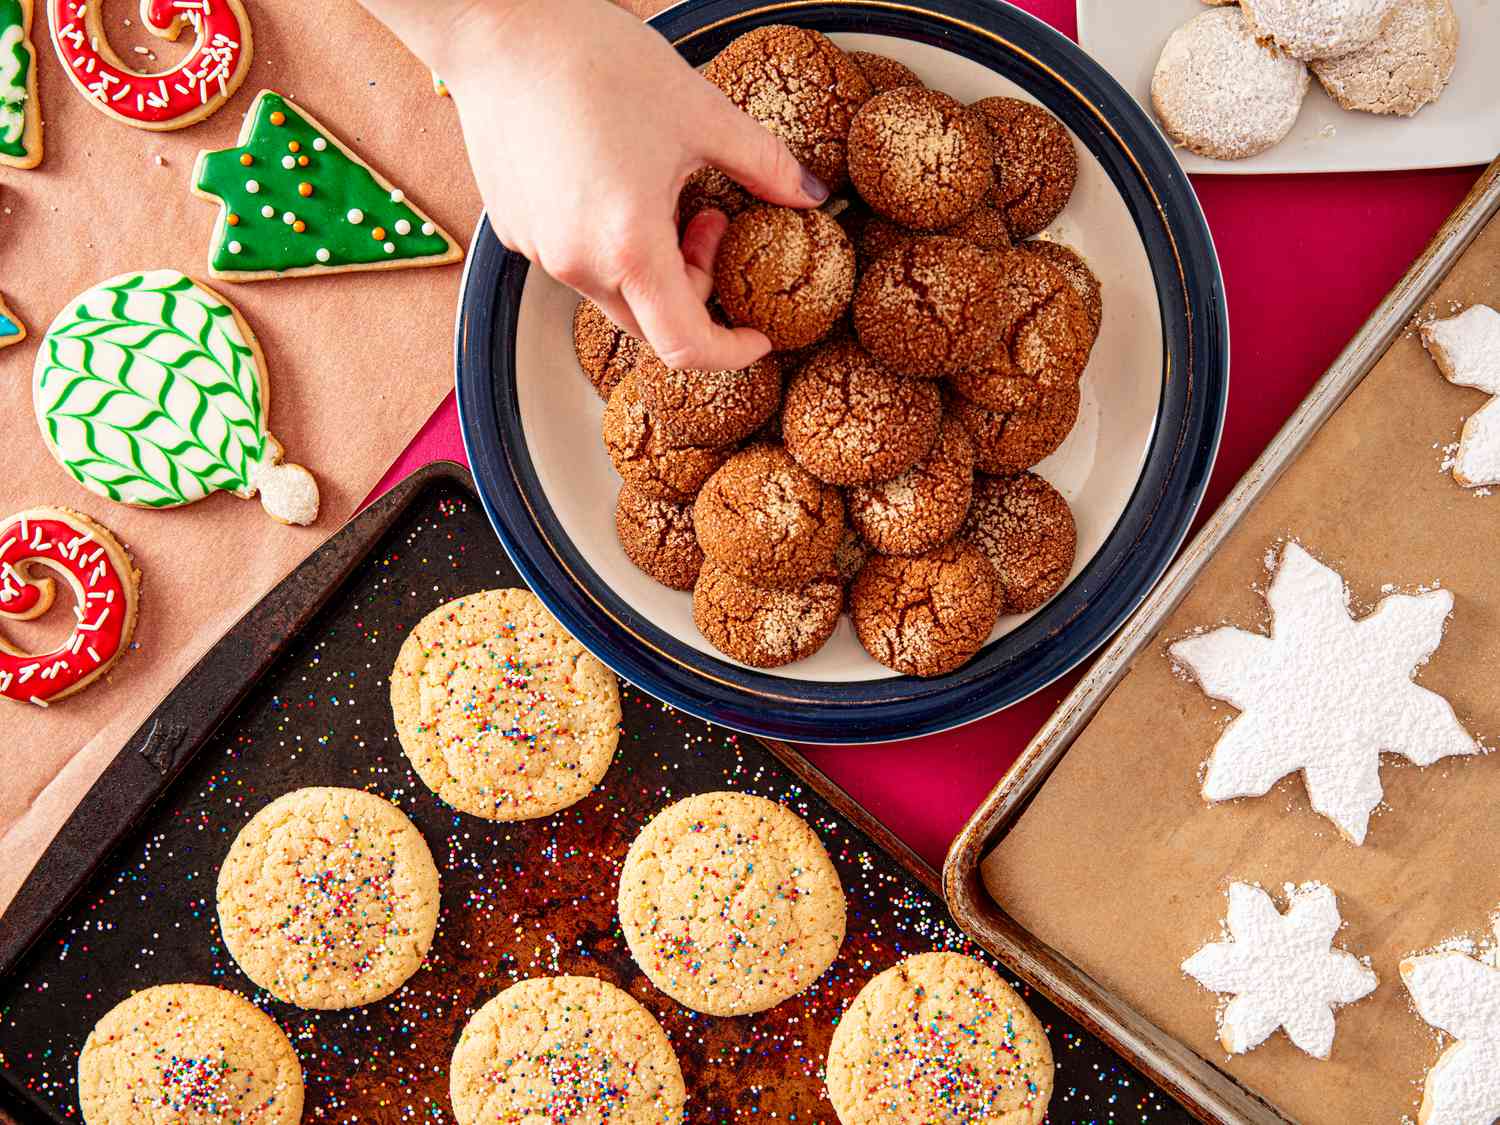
[456,0,1228,744]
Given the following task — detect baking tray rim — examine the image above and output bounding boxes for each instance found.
[942,156,1500,1125]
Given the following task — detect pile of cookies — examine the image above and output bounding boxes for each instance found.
[575,26,1099,677]
[1152,0,1460,160]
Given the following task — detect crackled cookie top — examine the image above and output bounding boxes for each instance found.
[634,345,783,448]
[1311,0,1458,116]
[847,417,975,556]
[573,298,640,400]
[617,483,703,592]
[693,561,842,668]
[1241,0,1399,59]
[713,205,855,351]
[850,541,1000,677]
[960,471,1076,615]
[969,96,1078,239]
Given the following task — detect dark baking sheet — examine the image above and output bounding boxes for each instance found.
[0,463,1182,1122]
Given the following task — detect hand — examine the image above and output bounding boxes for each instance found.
[360,0,829,371]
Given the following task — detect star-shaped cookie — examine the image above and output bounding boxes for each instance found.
[1402,925,1500,1125]
[1422,304,1500,488]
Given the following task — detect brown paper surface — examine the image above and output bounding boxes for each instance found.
[983,211,1500,1123]
[0,0,480,912]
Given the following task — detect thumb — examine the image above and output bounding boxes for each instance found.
[700,90,830,209]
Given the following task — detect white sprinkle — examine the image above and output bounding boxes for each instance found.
[390,188,405,203]
[347,208,363,224]
[282,211,296,225]
[312,137,327,151]
[383,241,395,254]
[421,221,435,236]
[261,204,274,218]
[394,219,412,236]
[245,179,259,193]
[228,240,242,253]
[316,248,331,263]
[29,696,48,708]
[281,154,295,169]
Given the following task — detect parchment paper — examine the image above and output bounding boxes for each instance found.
[0,0,481,913]
[983,210,1500,1123]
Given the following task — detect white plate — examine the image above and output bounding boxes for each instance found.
[1077,0,1500,174]
[514,32,1163,682]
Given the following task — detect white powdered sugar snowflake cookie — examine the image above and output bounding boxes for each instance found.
[1170,541,1478,844]
[1421,304,1500,488]
[1183,882,1376,1059]
[1401,920,1500,1125]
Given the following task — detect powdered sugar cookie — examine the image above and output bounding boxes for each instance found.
[1421,304,1500,488]
[1152,8,1310,161]
[1401,918,1500,1125]
[1169,541,1479,845]
[1,0,41,168]
[1241,0,1399,59]
[1182,882,1376,1059]
[1311,0,1458,116]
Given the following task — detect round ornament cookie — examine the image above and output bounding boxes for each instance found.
[216,787,440,1010]
[969,96,1078,239]
[34,269,320,525]
[1151,8,1310,161]
[450,975,686,1125]
[618,791,846,1015]
[713,205,855,351]
[825,952,1053,1125]
[0,507,139,706]
[391,588,621,821]
[79,983,303,1125]
[851,541,1000,677]
[692,561,843,668]
[1240,0,1398,59]
[1310,0,1458,117]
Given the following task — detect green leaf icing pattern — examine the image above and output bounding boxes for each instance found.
[0,0,32,159]
[194,90,455,275]
[35,270,270,509]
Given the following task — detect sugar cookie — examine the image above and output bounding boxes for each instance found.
[1402,918,1500,1125]
[1241,0,1398,59]
[390,588,621,821]
[1422,304,1500,488]
[79,984,303,1125]
[450,976,685,1125]
[1,0,40,168]
[825,952,1052,1125]
[217,787,440,1009]
[619,791,845,1015]
[1311,0,1458,116]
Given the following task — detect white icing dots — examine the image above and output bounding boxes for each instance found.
[383,241,395,254]
[312,137,327,151]
[245,179,260,194]
[282,212,296,225]
[347,208,364,224]
[228,240,243,254]
[281,155,296,169]
[390,188,405,203]
[395,219,412,236]
[421,221,435,236]
[260,204,274,219]
[316,248,331,263]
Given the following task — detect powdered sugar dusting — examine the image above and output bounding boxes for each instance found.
[1422,305,1500,488]
[1401,915,1500,1124]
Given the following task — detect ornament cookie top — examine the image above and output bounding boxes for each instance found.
[1422,304,1500,489]
[34,269,319,524]
[1402,919,1500,1125]
[192,90,462,280]
[1,0,41,168]
[1169,541,1478,844]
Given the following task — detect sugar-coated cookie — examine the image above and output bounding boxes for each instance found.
[603,365,732,501]
[946,382,1081,474]
[619,792,845,1015]
[1421,304,1500,487]
[573,298,641,400]
[1402,918,1500,1125]
[850,541,999,676]
[0,507,139,706]
[969,96,1078,239]
[847,418,975,556]
[825,952,1052,1124]
[635,347,782,448]
[693,560,843,667]
[79,984,303,1125]
[714,205,855,350]
[1022,239,1103,344]
[1,0,41,167]
[616,483,703,591]
[450,976,686,1125]
[390,588,621,820]
[1311,0,1458,116]
[1241,0,1398,59]
[678,165,753,232]
[1151,8,1310,161]
[847,50,923,94]
[960,472,1076,614]
[217,787,440,1009]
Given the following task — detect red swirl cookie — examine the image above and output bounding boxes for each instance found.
[960,472,1076,614]
[713,206,855,351]
[693,561,843,668]
[850,541,1000,677]
[969,96,1078,239]
[847,418,975,556]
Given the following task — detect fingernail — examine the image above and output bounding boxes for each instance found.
[800,165,830,203]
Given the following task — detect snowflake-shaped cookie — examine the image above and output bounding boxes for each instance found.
[1422,304,1500,488]
[1182,882,1376,1059]
[1170,541,1478,844]
[1402,923,1500,1125]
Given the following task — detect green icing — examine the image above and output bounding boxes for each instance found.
[195,91,452,275]
[0,0,32,160]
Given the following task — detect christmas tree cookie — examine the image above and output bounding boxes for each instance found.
[0,291,23,348]
[34,269,319,524]
[192,90,462,281]
[0,0,41,169]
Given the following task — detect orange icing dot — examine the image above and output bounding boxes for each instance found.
[226,213,240,226]
[239,153,253,166]
[292,220,307,233]
[371,227,387,240]
[288,140,301,153]
[298,182,313,197]
[269,111,286,126]
[297,155,310,167]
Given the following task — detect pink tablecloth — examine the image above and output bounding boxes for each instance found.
[370,0,1483,872]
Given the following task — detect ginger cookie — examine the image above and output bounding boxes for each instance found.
[850,541,1000,677]
[946,383,1081,474]
[969,96,1078,240]
[830,526,870,586]
[390,588,621,821]
[847,418,975,556]
[616,483,703,591]
[858,206,1010,267]
[678,165,752,232]
[79,984,304,1125]
[704,25,872,188]
[618,792,845,1015]
[713,205,856,351]
[947,249,1092,411]
[1311,0,1458,117]
[603,366,732,501]
[1241,0,1398,59]
[825,952,1053,1125]
[960,472,1076,614]
[450,975,686,1125]
[782,338,943,485]
[693,443,845,588]
[847,49,924,94]
[572,297,640,400]
[1022,239,1103,343]
[853,236,1006,378]
[216,787,441,1009]
[1152,8,1311,160]
[693,561,843,667]
[635,348,782,448]
[848,88,994,231]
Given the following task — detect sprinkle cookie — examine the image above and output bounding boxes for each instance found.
[825,952,1053,1124]
[850,541,1000,677]
[390,588,621,821]
[1421,304,1500,488]
[1241,0,1399,59]
[573,298,641,400]
[450,975,686,1125]
[618,792,846,1015]
[960,472,1076,614]
[216,787,440,1009]
[846,417,975,556]
[616,483,703,591]
[1151,8,1311,161]
[969,96,1077,240]
[1311,0,1458,116]
[78,984,303,1125]
[692,560,843,667]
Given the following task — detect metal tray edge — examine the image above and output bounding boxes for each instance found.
[942,155,1500,1125]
